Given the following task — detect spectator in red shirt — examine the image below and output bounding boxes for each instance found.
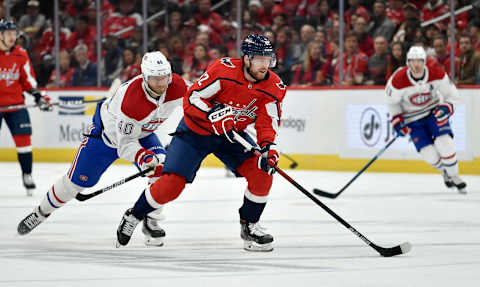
[422,0,449,30]
[119,47,141,83]
[194,0,226,35]
[66,15,96,51]
[46,50,74,88]
[256,0,284,27]
[432,36,456,77]
[292,41,329,86]
[333,32,368,85]
[65,0,89,18]
[103,0,142,39]
[345,0,370,30]
[279,0,301,17]
[353,15,374,57]
[386,0,404,26]
[183,43,210,82]
[39,23,70,58]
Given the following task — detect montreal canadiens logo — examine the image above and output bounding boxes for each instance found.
[409,93,432,106]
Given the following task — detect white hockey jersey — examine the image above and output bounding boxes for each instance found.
[100,74,186,162]
[385,61,459,124]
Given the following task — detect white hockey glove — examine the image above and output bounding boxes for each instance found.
[206,104,237,143]
[135,149,165,176]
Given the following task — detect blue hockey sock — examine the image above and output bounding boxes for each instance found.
[18,152,32,174]
[132,190,155,220]
[239,196,266,223]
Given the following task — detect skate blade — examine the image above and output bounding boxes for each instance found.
[457,187,467,194]
[144,236,164,247]
[243,241,273,252]
[26,188,34,197]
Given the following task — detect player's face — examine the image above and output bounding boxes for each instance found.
[408,59,425,77]
[147,75,170,95]
[0,30,17,49]
[247,55,271,80]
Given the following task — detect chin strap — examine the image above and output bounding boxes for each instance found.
[143,79,162,99]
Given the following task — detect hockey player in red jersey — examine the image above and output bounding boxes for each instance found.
[0,19,51,196]
[116,34,287,252]
[17,52,188,247]
[386,46,467,193]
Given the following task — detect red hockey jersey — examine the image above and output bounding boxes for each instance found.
[0,45,37,107]
[184,57,287,146]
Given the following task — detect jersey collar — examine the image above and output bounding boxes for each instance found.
[407,66,429,86]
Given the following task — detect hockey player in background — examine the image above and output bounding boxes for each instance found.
[386,46,467,193]
[18,51,188,247]
[115,35,286,252]
[0,19,52,196]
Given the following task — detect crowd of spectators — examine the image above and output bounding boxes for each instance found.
[2,0,480,88]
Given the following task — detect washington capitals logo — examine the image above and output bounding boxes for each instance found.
[0,63,20,87]
[233,99,258,121]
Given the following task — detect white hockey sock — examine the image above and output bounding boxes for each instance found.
[39,175,83,215]
[145,185,165,220]
[434,134,459,176]
[419,144,442,170]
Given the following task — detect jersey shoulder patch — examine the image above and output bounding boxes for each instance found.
[165,73,187,102]
[120,78,156,121]
[391,67,411,89]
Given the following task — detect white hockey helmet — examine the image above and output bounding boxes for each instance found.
[406,46,426,65]
[141,51,172,83]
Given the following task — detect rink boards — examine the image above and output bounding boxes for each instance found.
[1,87,479,174]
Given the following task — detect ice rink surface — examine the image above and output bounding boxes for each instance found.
[0,162,479,287]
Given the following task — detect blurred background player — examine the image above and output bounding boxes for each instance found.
[386,46,467,194]
[0,19,51,196]
[17,51,188,247]
[115,34,286,252]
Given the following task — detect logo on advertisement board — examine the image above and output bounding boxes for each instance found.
[360,107,381,147]
[58,96,86,115]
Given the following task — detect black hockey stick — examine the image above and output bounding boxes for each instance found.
[232,131,410,257]
[314,136,398,199]
[0,98,106,112]
[75,167,153,201]
[281,152,298,169]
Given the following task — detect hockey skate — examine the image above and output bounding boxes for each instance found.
[441,170,454,189]
[240,219,274,252]
[17,206,49,235]
[22,173,36,196]
[142,216,166,246]
[450,176,467,194]
[116,208,141,248]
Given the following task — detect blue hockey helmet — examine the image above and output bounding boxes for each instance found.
[0,19,17,32]
[241,34,276,68]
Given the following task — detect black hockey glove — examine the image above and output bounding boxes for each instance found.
[31,89,52,112]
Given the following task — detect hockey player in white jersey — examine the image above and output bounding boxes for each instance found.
[386,46,467,193]
[17,51,188,245]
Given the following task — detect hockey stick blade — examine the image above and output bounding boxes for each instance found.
[232,131,411,257]
[313,188,338,198]
[313,137,398,200]
[375,242,412,257]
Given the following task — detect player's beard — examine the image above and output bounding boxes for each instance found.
[246,66,268,81]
